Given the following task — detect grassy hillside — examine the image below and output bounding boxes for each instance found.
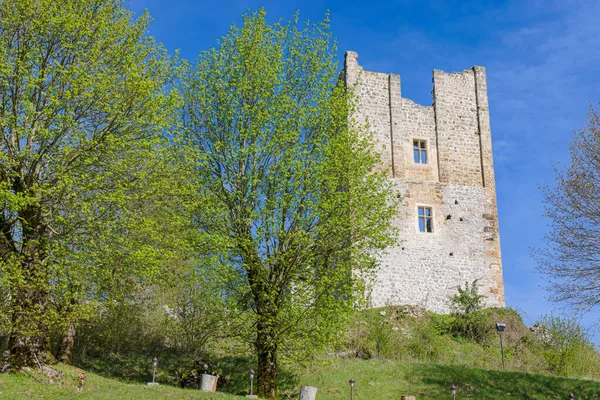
[1,360,599,399]
[341,306,600,381]
[296,358,600,399]
[0,365,238,400]
[17,304,595,399]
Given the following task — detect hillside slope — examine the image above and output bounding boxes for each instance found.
[1,361,599,399]
[296,358,600,399]
[0,365,239,400]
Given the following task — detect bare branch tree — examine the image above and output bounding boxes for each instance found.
[536,104,600,317]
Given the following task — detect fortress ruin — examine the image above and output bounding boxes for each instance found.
[343,51,505,313]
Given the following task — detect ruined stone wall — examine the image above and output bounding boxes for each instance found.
[344,51,505,313]
[433,69,483,186]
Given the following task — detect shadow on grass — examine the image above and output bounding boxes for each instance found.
[414,364,600,400]
[75,354,155,384]
[75,353,299,397]
[215,356,299,396]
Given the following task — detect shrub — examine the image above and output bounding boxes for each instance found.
[449,281,493,343]
[451,280,484,314]
[534,314,600,378]
[344,307,447,363]
[403,315,446,362]
[177,360,220,389]
[344,309,392,359]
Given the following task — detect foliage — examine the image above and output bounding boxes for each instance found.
[535,105,600,317]
[339,306,600,381]
[345,309,392,360]
[67,305,600,396]
[345,307,446,363]
[402,314,447,362]
[0,0,187,367]
[71,266,232,379]
[177,360,220,389]
[158,261,231,358]
[534,314,600,377]
[180,8,397,397]
[451,280,485,315]
[449,281,493,343]
[369,311,393,359]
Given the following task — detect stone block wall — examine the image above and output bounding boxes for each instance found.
[344,51,505,313]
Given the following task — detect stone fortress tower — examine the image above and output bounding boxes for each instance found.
[343,51,505,313]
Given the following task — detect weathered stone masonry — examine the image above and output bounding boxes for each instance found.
[344,51,505,313]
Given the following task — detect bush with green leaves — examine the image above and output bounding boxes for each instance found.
[449,280,493,343]
[534,314,600,378]
[344,307,446,363]
[339,304,600,379]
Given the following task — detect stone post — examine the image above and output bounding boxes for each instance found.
[200,374,218,392]
[299,385,318,400]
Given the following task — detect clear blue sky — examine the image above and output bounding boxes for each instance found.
[128,0,600,339]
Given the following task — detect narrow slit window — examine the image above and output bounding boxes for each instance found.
[418,206,433,233]
[413,139,427,164]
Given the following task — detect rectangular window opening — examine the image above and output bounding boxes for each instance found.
[413,139,427,164]
[418,206,433,233]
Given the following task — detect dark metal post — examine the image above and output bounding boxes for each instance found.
[495,323,506,371]
[499,332,505,371]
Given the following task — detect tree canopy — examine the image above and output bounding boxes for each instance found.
[181,9,397,398]
[0,0,187,367]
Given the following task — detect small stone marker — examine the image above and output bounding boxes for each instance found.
[245,396,258,399]
[200,374,218,392]
[299,385,318,400]
[401,396,416,400]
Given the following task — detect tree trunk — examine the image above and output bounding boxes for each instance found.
[8,331,53,368]
[8,281,54,368]
[7,239,54,369]
[57,323,76,364]
[246,250,280,399]
[257,326,278,399]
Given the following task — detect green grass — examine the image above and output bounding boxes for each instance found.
[2,359,600,399]
[0,364,239,399]
[295,358,600,399]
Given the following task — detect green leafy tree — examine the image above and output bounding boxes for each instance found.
[0,0,184,367]
[181,9,397,398]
